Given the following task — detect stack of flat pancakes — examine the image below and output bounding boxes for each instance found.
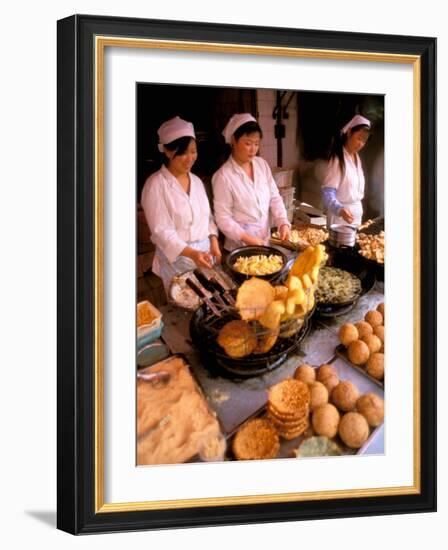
[267,379,311,440]
[232,418,280,460]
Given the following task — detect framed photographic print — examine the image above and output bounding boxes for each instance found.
[57,14,436,534]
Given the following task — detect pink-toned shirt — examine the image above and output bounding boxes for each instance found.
[321,148,365,205]
[141,165,218,270]
[212,156,290,250]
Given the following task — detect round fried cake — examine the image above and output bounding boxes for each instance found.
[268,379,310,417]
[236,277,276,321]
[253,327,279,354]
[277,417,310,440]
[232,418,280,460]
[217,320,257,358]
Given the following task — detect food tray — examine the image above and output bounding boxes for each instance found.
[270,222,329,252]
[224,356,384,460]
[335,344,384,388]
[137,354,225,465]
[137,300,164,349]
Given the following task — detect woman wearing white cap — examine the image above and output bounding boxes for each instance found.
[141,116,221,292]
[212,113,291,251]
[321,114,371,227]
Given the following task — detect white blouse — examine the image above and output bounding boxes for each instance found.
[141,165,218,264]
[212,156,290,250]
[321,147,365,205]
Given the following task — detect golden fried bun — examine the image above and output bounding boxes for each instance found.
[217,320,257,358]
[366,352,384,380]
[309,381,329,411]
[236,278,276,321]
[339,323,359,347]
[373,325,385,352]
[316,364,339,393]
[361,334,382,354]
[232,418,280,460]
[253,327,279,354]
[294,364,316,385]
[338,412,369,449]
[274,285,289,300]
[347,340,370,365]
[373,325,384,342]
[331,381,360,412]
[377,302,385,318]
[365,310,383,327]
[311,403,340,438]
[355,321,373,340]
[356,393,384,427]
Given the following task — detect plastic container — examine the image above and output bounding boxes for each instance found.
[137,300,163,349]
[137,340,170,368]
[272,168,294,188]
[279,186,295,210]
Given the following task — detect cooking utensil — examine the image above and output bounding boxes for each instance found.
[185,277,222,317]
[194,268,236,306]
[329,224,357,248]
[193,269,229,308]
[210,275,236,306]
[225,245,289,284]
[189,304,312,378]
[137,370,171,386]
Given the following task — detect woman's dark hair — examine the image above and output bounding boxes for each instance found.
[233,121,263,141]
[328,123,371,173]
[162,136,196,163]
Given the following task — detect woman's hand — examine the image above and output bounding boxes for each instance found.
[242,233,265,246]
[209,237,222,265]
[191,250,214,269]
[340,207,355,224]
[182,247,213,268]
[279,224,291,241]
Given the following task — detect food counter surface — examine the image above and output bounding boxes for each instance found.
[159,279,384,455]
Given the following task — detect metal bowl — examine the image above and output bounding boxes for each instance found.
[329,224,357,248]
[225,245,289,284]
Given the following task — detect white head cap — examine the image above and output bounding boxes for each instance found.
[222,113,257,144]
[157,116,196,152]
[341,114,371,135]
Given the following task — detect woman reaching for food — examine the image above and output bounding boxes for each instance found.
[320,114,371,227]
[141,116,221,292]
[212,113,291,251]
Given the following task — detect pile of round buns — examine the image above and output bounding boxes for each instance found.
[294,363,384,450]
[338,302,385,381]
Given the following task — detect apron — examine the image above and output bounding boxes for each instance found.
[153,237,211,293]
[224,221,270,251]
[326,201,363,228]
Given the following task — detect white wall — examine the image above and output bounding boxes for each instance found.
[0,1,445,548]
[257,88,299,170]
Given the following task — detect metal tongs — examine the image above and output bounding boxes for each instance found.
[185,276,222,317]
[137,370,171,386]
[193,269,235,307]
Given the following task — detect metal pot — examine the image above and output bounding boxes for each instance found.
[329,224,357,248]
[225,245,289,284]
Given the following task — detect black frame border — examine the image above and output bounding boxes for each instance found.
[57,14,436,534]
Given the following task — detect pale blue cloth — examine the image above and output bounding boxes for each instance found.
[155,237,211,293]
[322,187,343,217]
